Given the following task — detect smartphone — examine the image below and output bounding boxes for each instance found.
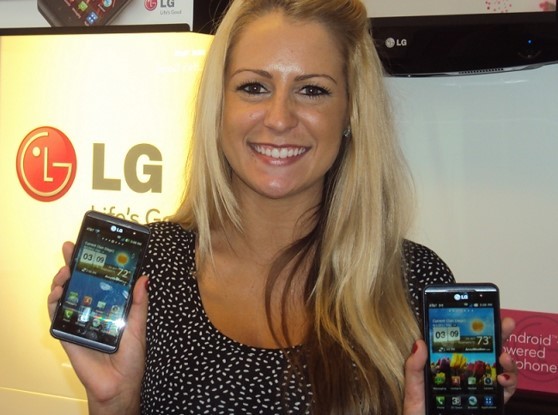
[50,210,150,353]
[37,0,133,27]
[423,283,503,415]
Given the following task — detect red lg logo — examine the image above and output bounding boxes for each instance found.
[144,0,157,11]
[16,126,77,202]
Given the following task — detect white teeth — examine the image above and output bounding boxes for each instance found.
[254,145,306,159]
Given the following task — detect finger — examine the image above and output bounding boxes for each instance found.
[403,340,427,415]
[47,285,64,321]
[126,275,149,344]
[499,372,518,403]
[48,242,75,321]
[62,241,74,266]
[501,317,515,342]
[50,242,74,291]
[499,352,518,403]
[50,264,70,291]
[48,264,72,321]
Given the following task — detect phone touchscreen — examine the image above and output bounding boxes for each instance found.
[423,284,503,415]
[39,0,131,26]
[50,211,150,353]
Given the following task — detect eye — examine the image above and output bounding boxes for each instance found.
[237,82,268,95]
[300,85,331,97]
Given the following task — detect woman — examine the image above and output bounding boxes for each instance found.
[48,0,517,413]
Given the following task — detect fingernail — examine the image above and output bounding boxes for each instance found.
[412,341,418,354]
[502,374,510,381]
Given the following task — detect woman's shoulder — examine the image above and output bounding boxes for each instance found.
[403,240,454,284]
[146,221,196,244]
[141,221,196,272]
[402,240,455,317]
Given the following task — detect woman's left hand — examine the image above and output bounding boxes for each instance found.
[498,317,518,402]
[403,317,518,415]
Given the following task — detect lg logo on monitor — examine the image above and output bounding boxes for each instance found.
[385,37,408,48]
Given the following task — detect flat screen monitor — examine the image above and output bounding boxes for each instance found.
[366,0,558,76]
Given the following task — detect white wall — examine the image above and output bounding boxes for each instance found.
[387,64,558,313]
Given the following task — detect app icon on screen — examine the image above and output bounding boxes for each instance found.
[451,396,462,407]
[435,395,445,407]
[63,309,74,320]
[78,306,92,323]
[92,316,102,328]
[468,396,478,407]
[86,12,99,25]
[67,291,79,305]
[484,395,495,407]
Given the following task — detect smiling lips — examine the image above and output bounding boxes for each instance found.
[251,143,308,160]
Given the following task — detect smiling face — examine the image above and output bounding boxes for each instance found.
[222,11,349,206]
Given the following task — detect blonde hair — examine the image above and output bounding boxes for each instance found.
[172,0,420,413]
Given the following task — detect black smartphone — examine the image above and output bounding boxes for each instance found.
[50,210,150,353]
[423,283,503,415]
[37,0,133,27]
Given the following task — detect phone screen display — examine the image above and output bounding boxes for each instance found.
[51,211,150,353]
[423,284,503,415]
[38,0,132,26]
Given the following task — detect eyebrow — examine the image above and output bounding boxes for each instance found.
[230,68,338,85]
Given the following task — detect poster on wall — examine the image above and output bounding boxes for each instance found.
[0,0,193,28]
[0,29,212,413]
[364,0,556,17]
[501,309,558,395]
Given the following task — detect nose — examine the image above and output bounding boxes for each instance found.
[263,90,298,133]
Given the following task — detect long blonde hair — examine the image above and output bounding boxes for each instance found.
[172,0,420,413]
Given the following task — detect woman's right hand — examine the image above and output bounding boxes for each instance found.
[48,241,149,415]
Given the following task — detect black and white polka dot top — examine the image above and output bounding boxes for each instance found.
[140,221,454,414]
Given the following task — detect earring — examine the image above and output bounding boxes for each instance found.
[342,126,352,138]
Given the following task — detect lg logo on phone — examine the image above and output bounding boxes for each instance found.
[16,126,163,202]
[16,127,77,202]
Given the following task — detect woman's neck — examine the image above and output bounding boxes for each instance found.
[221,188,321,262]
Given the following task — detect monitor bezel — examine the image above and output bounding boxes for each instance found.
[0,23,191,37]
[370,10,558,76]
